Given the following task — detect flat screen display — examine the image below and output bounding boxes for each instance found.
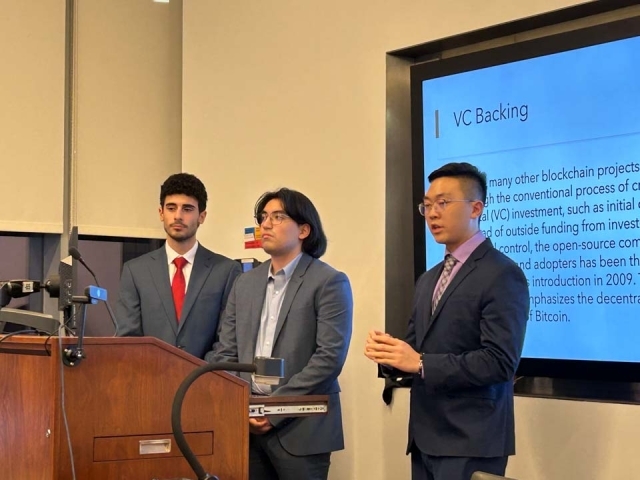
[417,31,640,365]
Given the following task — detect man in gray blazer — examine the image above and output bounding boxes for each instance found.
[365,163,528,480]
[206,188,353,480]
[116,173,241,359]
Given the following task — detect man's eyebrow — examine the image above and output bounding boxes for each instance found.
[166,202,196,208]
[261,209,287,214]
[423,193,448,201]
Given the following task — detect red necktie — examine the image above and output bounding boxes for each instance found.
[172,257,188,322]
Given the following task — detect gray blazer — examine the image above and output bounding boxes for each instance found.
[115,244,241,359]
[206,253,353,456]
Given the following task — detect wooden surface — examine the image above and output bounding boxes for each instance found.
[0,338,56,480]
[93,432,213,461]
[0,335,250,480]
[250,394,329,405]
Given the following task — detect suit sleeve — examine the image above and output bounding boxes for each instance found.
[205,275,240,364]
[376,274,425,379]
[271,271,353,398]
[419,263,529,392]
[115,263,143,337]
[219,261,242,323]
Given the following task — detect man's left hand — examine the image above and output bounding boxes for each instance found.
[249,417,273,435]
[365,331,421,374]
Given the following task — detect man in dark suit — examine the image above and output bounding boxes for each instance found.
[207,188,353,480]
[365,162,529,480]
[116,173,241,359]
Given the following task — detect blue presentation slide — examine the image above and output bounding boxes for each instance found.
[421,35,640,363]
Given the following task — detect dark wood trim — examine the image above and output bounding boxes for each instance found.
[390,0,640,58]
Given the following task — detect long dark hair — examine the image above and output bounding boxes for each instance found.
[254,188,327,258]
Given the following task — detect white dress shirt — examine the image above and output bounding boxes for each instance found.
[165,241,199,292]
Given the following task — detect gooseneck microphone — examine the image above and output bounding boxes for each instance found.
[68,246,119,332]
[172,358,284,480]
[69,246,98,279]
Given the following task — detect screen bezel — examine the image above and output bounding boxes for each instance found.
[409,16,640,383]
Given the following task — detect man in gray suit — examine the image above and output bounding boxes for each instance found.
[206,188,353,480]
[365,163,528,480]
[116,173,241,359]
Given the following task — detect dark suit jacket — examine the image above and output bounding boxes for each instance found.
[407,238,528,458]
[206,253,353,456]
[115,244,241,359]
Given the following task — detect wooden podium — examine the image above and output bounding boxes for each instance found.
[0,336,328,480]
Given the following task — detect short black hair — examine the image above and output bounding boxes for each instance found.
[254,188,327,258]
[427,162,487,203]
[160,173,208,212]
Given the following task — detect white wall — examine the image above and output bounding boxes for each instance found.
[0,1,65,233]
[74,0,182,238]
[182,1,640,479]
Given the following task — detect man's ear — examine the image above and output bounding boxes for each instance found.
[298,223,311,240]
[470,200,484,219]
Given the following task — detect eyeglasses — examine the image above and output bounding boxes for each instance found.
[255,211,291,226]
[418,199,475,216]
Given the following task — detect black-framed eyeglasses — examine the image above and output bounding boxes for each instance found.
[418,199,476,216]
[255,211,291,226]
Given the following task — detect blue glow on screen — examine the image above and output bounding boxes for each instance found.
[422,36,640,363]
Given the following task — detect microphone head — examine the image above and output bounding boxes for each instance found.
[1,282,11,307]
[68,246,82,260]
[5,280,42,298]
[253,357,285,385]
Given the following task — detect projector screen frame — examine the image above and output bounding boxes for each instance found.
[385,0,640,393]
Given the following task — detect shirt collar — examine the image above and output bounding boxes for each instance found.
[446,230,485,264]
[268,252,303,282]
[166,241,199,266]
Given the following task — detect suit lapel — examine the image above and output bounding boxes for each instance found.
[247,261,270,354]
[416,268,440,347]
[148,247,178,335]
[427,261,475,327]
[178,246,211,332]
[273,254,312,346]
[420,239,492,342]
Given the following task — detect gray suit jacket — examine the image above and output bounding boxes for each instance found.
[115,244,241,359]
[206,253,353,456]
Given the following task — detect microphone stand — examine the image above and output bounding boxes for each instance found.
[62,296,91,366]
[69,247,119,332]
[62,286,108,367]
[172,361,280,480]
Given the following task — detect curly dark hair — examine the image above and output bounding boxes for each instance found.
[160,173,208,212]
[254,188,327,258]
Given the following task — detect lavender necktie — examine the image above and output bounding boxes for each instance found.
[432,254,457,314]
